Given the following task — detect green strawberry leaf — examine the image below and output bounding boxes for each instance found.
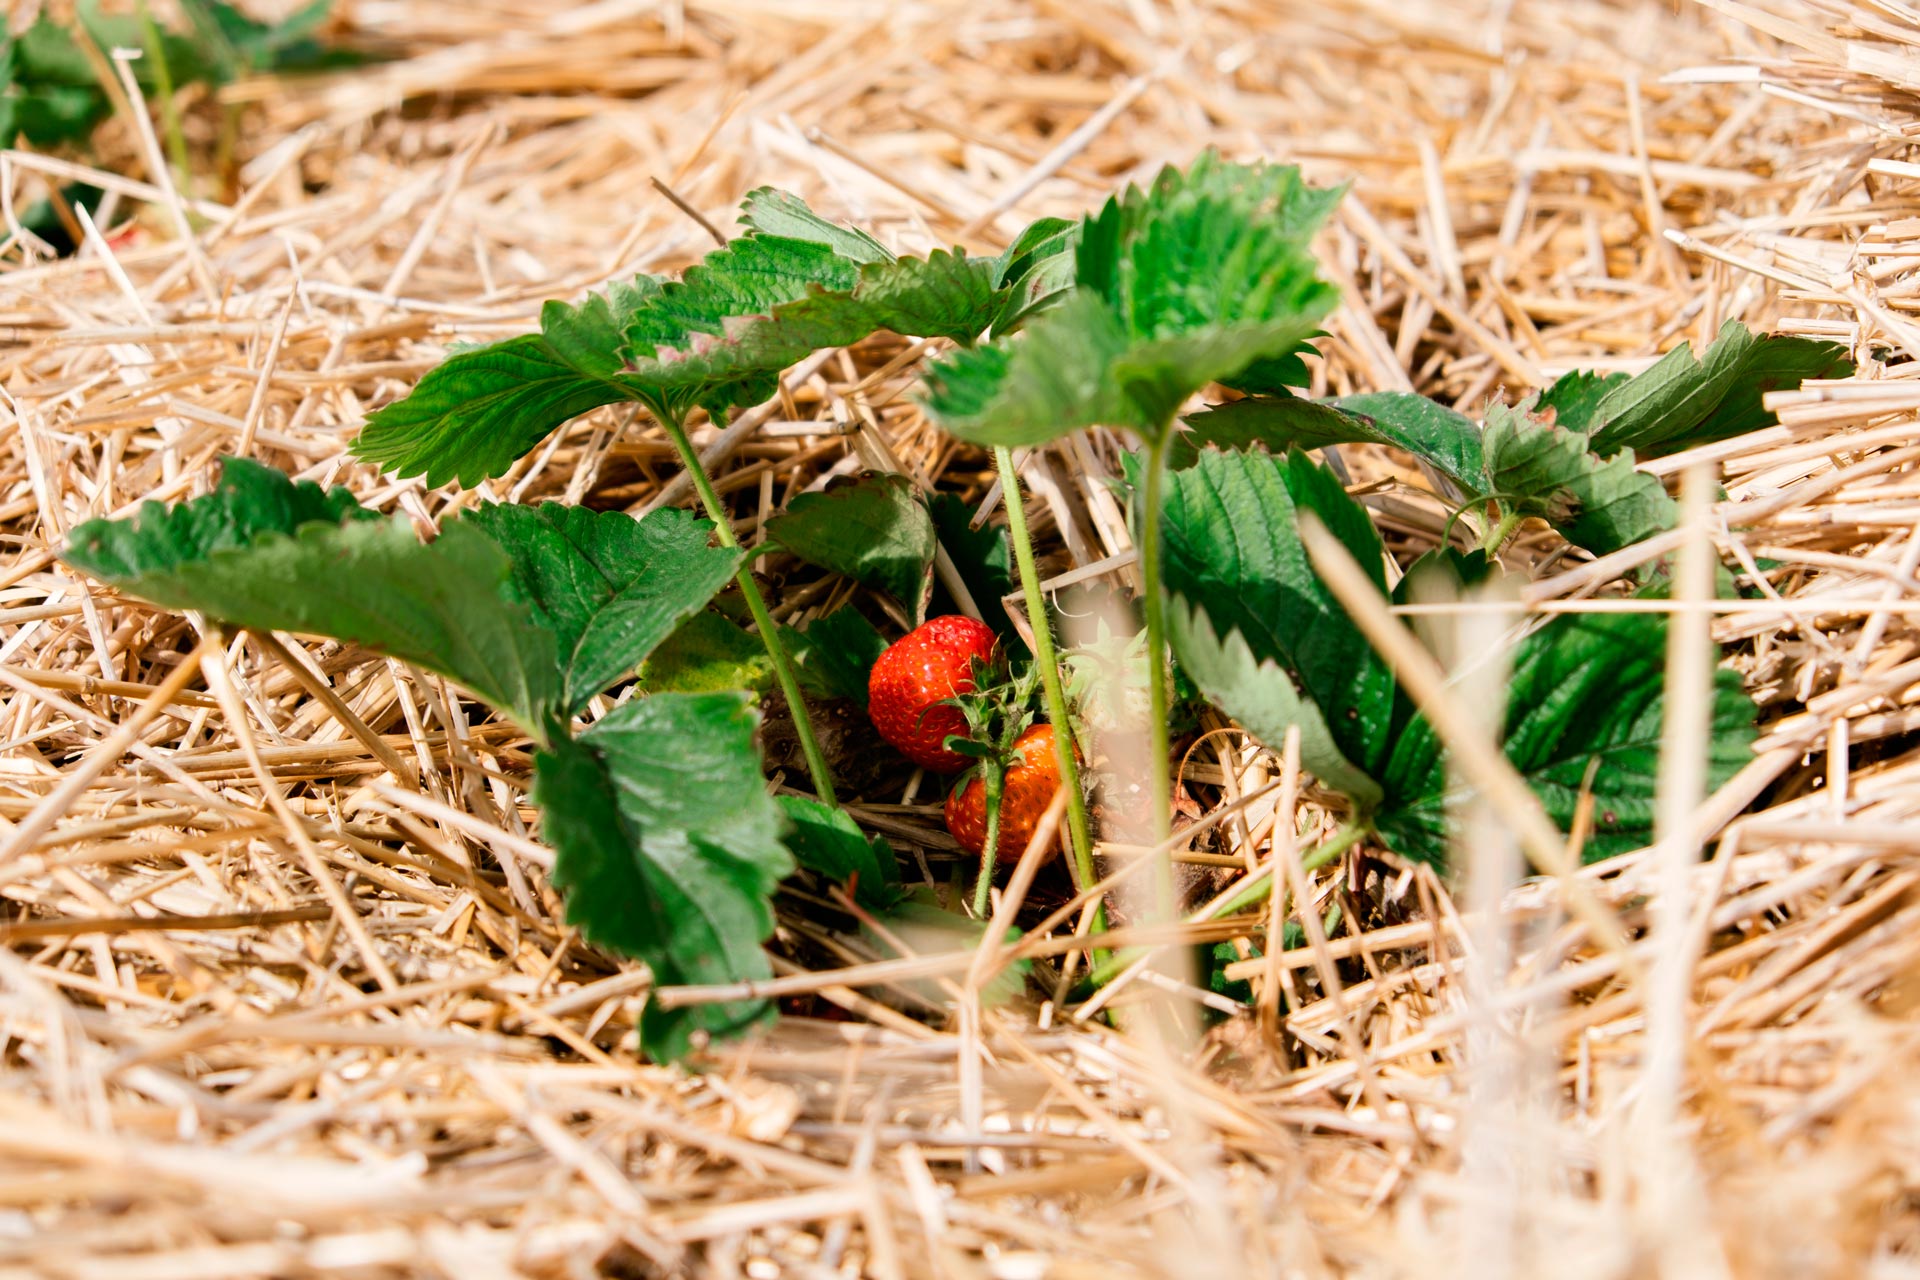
[1532,369,1628,433]
[533,691,793,1061]
[1373,611,1759,865]
[1481,404,1677,555]
[624,239,1002,417]
[1584,321,1852,458]
[353,277,661,488]
[767,473,938,625]
[928,492,1014,637]
[737,188,892,264]
[63,458,564,741]
[640,611,775,695]
[462,503,744,717]
[924,155,1341,445]
[1172,391,1487,496]
[777,794,903,910]
[780,606,887,706]
[1158,447,1395,782]
[1166,596,1381,807]
[991,215,1079,334]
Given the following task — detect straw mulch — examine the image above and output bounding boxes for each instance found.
[4,0,1920,1275]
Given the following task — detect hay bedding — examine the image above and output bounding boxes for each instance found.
[2,0,1920,1275]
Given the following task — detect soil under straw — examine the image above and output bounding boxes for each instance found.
[3,0,1920,1275]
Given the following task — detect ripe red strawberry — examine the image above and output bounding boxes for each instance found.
[867,615,996,772]
[946,723,1067,860]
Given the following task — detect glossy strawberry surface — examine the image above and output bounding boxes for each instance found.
[867,615,996,772]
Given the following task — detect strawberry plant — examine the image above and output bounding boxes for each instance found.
[58,158,1851,1059]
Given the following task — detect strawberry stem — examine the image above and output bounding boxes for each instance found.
[971,763,1005,917]
[992,446,1101,912]
[654,404,838,807]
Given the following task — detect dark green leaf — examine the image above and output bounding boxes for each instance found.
[768,473,937,624]
[1327,392,1488,496]
[534,692,793,1060]
[1585,321,1852,458]
[640,611,774,695]
[1481,404,1676,555]
[463,503,744,716]
[353,278,660,487]
[1159,448,1395,781]
[777,794,902,910]
[1532,370,1627,433]
[780,607,887,705]
[1165,596,1381,806]
[63,457,564,740]
[928,492,1014,637]
[737,188,892,264]
[1171,395,1373,472]
[1373,612,1759,865]
[624,241,1002,415]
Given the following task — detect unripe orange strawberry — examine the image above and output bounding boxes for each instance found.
[945,723,1068,860]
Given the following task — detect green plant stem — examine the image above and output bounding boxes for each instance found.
[1482,507,1524,555]
[991,446,1098,900]
[971,765,1005,917]
[1084,819,1368,989]
[136,2,193,198]
[656,408,837,807]
[1137,435,1174,849]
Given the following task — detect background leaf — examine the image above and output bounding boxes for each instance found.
[928,492,1014,637]
[768,474,937,624]
[1166,597,1382,806]
[1158,448,1396,780]
[64,459,563,740]
[777,794,903,910]
[463,503,743,716]
[1584,321,1851,457]
[780,607,888,705]
[1481,405,1676,555]
[533,692,793,1060]
[353,278,659,487]
[738,188,892,264]
[1373,612,1758,864]
[640,611,775,695]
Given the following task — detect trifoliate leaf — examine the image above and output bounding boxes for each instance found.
[1159,448,1395,781]
[624,240,1002,416]
[1584,321,1851,458]
[780,607,887,706]
[1166,596,1382,807]
[738,188,892,264]
[924,156,1341,445]
[63,458,564,740]
[777,794,902,910]
[533,692,793,1060]
[1373,612,1758,865]
[462,503,744,716]
[928,492,1014,637]
[767,473,937,625]
[1481,404,1677,555]
[353,278,661,488]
